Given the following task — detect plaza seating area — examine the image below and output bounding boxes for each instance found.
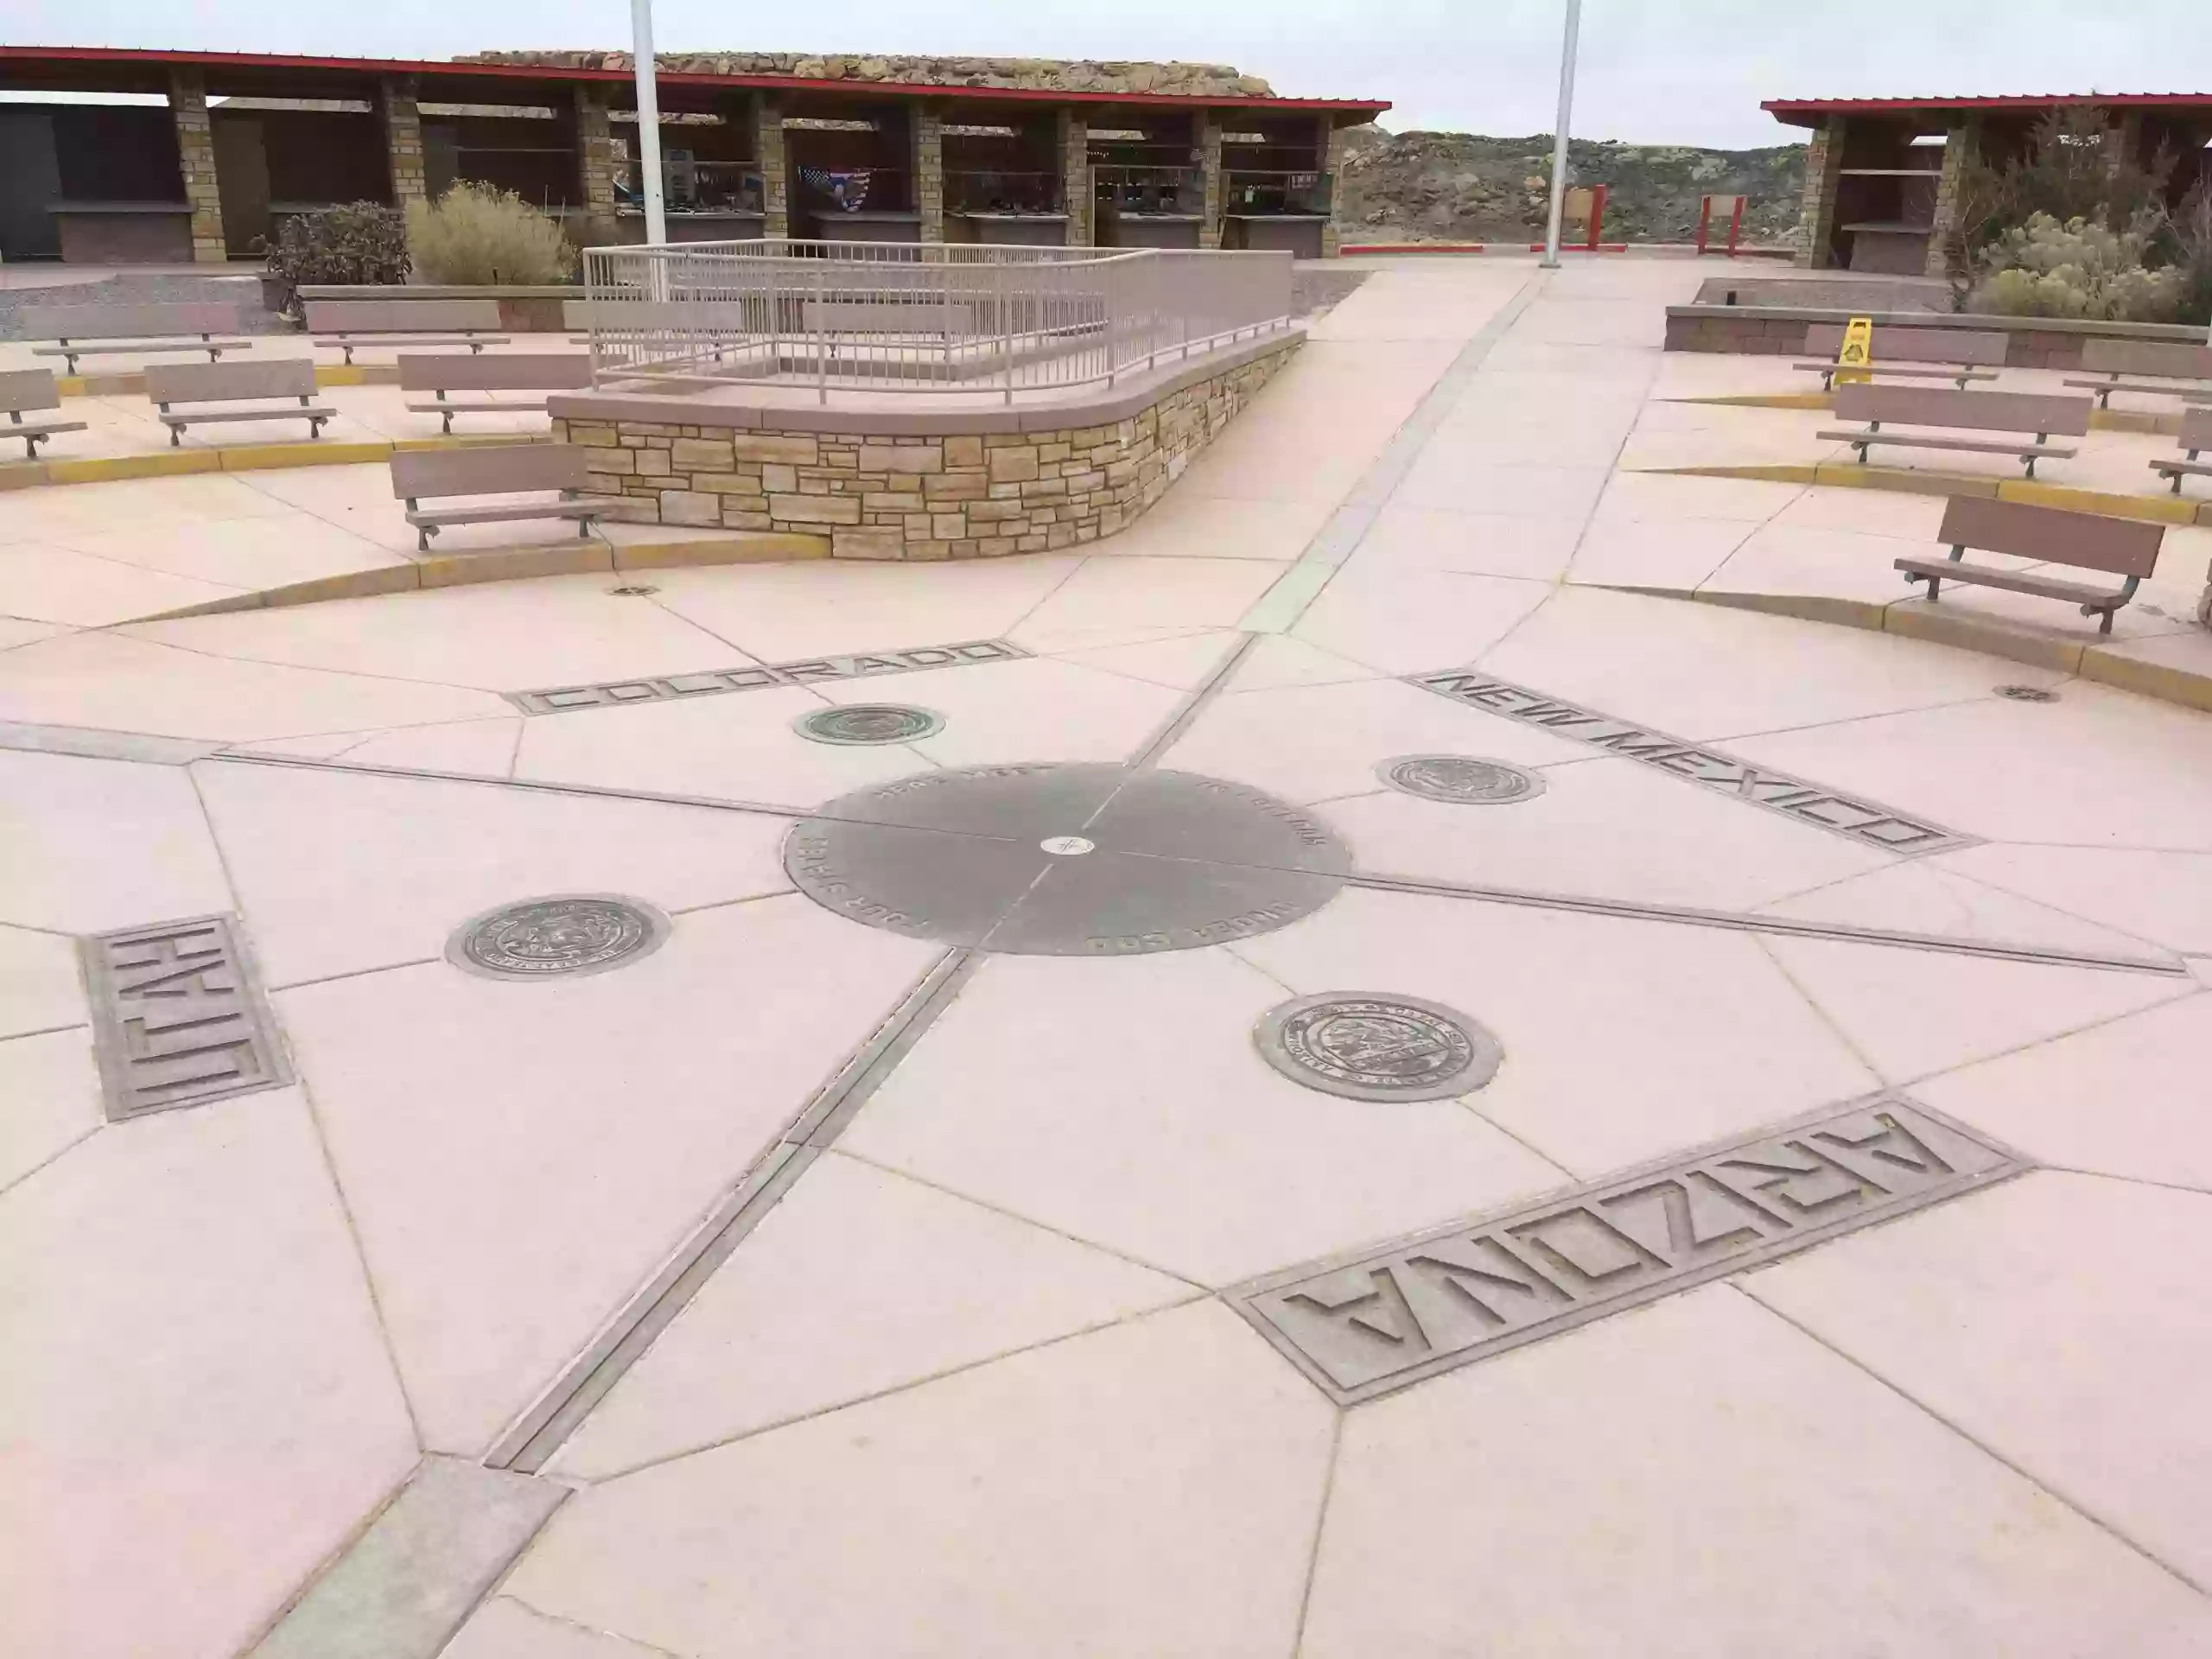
[6,251,2212,1659]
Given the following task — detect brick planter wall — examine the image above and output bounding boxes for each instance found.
[1665,305,2212,371]
[552,340,1297,560]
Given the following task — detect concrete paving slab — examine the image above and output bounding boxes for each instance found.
[553,1151,1191,1477]
[504,1303,1334,1659]
[0,1090,417,1659]
[1300,1284,2212,1658]
[1746,1171,2212,1588]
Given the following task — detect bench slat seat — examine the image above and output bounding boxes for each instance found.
[404,397,551,422]
[1,369,88,457]
[22,302,251,374]
[312,333,511,365]
[405,499,617,531]
[2150,408,2212,495]
[303,299,511,365]
[1894,494,2164,634]
[389,442,612,551]
[1817,428,2077,466]
[396,353,592,431]
[1796,361,1999,390]
[2063,339,2212,407]
[1893,556,2125,608]
[1823,383,2093,479]
[145,359,334,446]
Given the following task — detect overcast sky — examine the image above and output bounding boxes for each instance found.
[11,0,2211,149]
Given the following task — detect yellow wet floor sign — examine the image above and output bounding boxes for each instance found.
[1834,315,1874,385]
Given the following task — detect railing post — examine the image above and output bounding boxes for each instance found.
[1000,257,1014,406]
[817,260,829,406]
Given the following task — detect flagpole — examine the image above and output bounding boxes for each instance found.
[1539,0,1583,269]
[631,0,667,245]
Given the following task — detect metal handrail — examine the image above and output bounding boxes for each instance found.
[579,239,1294,405]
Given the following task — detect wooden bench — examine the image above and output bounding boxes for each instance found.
[397,352,594,433]
[389,443,618,551]
[1796,324,2006,391]
[2062,338,2212,409]
[23,302,252,376]
[0,369,88,459]
[2151,405,2212,496]
[1896,494,2164,635]
[1819,383,2092,479]
[143,359,335,447]
[304,298,511,365]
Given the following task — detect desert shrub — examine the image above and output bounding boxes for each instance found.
[1967,213,2183,321]
[1941,108,2176,308]
[255,203,409,309]
[2170,181,2212,327]
[406,183,575,285]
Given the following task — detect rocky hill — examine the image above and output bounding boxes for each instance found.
[462,51,1270,98]
[1333,128,1807,246]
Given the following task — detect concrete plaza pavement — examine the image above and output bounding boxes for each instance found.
[5,256,2212,1657]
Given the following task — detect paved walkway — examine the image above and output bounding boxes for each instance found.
[6,257,2212,1658]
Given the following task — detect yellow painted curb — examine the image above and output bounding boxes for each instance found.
[219,441,394,474]
[1648,461,2202,525]
[1995,478,2202,525]
[3,431,551,492]
[47,450,225,485]
[1669,392,1833,411]
[1880,602,2088,673]
[1808,462,1999,497]
[2079,646,2212,715]
[1591,579,2212,717]
[615,532,827,569]
[51,362,395,400]
[1639,462,1819,485]
[137,530,835,620]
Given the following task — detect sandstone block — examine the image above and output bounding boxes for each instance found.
[658,490,721,526]
[730,432,819,464]
[859,442,944,474]
[770,493,861,524]
[671,437,734,470]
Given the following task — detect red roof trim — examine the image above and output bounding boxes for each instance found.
[1764,92,2212,119]
[0,45,1389,112]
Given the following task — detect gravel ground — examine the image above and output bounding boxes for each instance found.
[0,270,296,340]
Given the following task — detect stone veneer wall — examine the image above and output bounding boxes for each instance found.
[554,340,1296,561]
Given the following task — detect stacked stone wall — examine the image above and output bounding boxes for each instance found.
[555,342,1296,559]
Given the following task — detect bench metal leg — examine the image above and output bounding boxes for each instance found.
[309,418,326,440]
[169,426,182,448]
[442,411,454,435]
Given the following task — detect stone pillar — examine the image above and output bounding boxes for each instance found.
[1923,117,1980,279]
[2107,108,2144,183]
[379,78,429,212]
[168,70,226,264]
[914,103,944,244]
[754,95,788,240]
[573,86,618,248]
[1318,116,1348,257]
[1793,115,1847,269]
[1057,110,1092,246]
[1197,112,1224,251]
